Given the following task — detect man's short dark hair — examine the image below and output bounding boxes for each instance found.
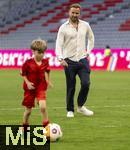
[69,3,81,10]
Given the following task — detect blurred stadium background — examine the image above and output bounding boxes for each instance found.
[0,0,130,49]
[0,0,130,150]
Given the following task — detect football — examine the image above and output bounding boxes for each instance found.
[44,123,63,142]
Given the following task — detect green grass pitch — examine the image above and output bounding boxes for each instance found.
[0,70,130,150]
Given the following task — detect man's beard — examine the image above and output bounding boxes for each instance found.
[70,16,78,23]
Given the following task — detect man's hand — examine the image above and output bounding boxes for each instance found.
[59,59,68,67]
[86,53,89,58]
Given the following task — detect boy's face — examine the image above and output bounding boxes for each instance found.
[33,50,44,61]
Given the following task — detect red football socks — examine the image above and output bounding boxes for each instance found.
[43,120,49,127]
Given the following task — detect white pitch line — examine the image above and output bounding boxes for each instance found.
[0,105,130,111]
[102,125,119,128]
[91,104,130,108]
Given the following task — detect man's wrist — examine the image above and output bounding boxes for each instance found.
[86,53,89,57]
[59,58,63,62]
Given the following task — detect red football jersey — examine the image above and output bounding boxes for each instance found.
[21,58,50,90]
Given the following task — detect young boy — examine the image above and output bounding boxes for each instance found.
[21,38,51,128]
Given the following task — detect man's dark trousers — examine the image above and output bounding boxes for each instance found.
[64,58,91,112]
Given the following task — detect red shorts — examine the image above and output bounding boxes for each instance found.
[22,88,46,108]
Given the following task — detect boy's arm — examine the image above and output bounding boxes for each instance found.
[23,76,35,90]
[45,72,53,88]
[21,61,35,90]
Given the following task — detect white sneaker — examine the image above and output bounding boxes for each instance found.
[67,111,74,118]
[77,106,94,116]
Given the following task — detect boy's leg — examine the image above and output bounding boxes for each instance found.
[22,89,35,125]
[23,107,32,125]
[22,107,32,135]
[39,100,49,127]
[36,87,49,126]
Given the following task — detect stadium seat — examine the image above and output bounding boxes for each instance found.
[0,0,130,49]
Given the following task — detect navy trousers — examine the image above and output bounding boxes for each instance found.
[64,58,91,112]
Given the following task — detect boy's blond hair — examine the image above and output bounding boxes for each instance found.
[31,38,47,52]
